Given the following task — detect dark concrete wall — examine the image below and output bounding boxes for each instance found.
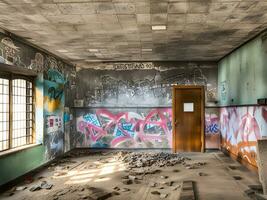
[76,62,218,107]
[0,32,76,186]
[73,62,218,149]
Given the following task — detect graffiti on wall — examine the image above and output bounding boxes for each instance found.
[44,80,65,159]
[205,110,220,149]
[0,35,75,80]
[77,65,217,107]
[220,106,267,167]
[75,108,172,148]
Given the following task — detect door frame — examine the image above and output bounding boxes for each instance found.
[172,85,205,153]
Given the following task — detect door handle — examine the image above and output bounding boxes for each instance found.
[175,120,180,126]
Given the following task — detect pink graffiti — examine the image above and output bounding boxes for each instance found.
[77,108,172,148]
[220,106,267,165]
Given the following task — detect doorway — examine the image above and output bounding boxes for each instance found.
[172,86,205,152]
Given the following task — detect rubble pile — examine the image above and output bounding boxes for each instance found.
[116,152,190,168]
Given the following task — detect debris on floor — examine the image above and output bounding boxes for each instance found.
[29,181,53,192]
[116,152,190,169]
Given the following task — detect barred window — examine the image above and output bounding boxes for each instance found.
[0,74,34,151]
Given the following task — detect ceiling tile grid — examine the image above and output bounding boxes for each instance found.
[0,0,266,67]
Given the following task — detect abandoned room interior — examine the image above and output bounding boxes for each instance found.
[0,1,267,200]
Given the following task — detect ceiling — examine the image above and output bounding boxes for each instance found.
[0,0,267,67]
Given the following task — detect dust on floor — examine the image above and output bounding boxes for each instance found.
[0,151,262,200]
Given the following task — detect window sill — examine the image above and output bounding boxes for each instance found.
[0,144,42,158]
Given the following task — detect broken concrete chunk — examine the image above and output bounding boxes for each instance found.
[121,175,129,179]
[121,188,130,192]
[16,186,27,191]
[149,182,156,187]
[233,175,242,180]
[128,175,136,181]
[151,191,161,195]
[173,185,181,191]
[160,193,168,199]
[122,179,133,185]
[160,175,168,179]
[165,181,174,186]
[40,181,53,190]
[113,186,120,191]
[29,185,42,192]
[198,172,208,176]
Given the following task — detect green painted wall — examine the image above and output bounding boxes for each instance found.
[0,145,45,186]
[218,33,267,106]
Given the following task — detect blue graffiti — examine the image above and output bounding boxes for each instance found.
[206,124,219,134]
[83,113,101,127]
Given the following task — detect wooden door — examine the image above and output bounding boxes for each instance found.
[172,86,204,152]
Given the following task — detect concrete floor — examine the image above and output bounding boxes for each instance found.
[0,151,260,200]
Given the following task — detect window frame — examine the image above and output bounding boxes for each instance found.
[0,70,35,152]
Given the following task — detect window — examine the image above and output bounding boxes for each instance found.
[0,73,34,152]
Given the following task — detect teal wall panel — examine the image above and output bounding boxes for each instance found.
[218,34,267,106]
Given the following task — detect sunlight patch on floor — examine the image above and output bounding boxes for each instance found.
[63,158,126,185]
